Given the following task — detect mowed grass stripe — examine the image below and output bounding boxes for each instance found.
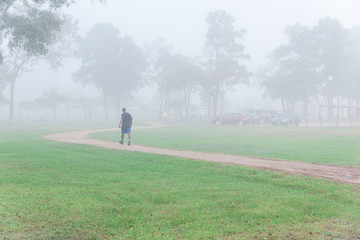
[1,127,360,239]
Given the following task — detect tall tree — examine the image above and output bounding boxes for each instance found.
[73,23,146,119]
[0,0,66,121]
[1,17,78,122]
[204,10,250,120]
[171,56,203,120]
[151,52,203,120]
[154,51,179,116]
[336,25,360,121]
[144,39,173,116]
[259,24,321,125]
[313,18,349,120]
[1,51,31,123]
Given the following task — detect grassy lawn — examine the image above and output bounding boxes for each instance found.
[93,125,360,167]
[1,125,360,239]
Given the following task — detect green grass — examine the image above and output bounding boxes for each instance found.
[93,125,360,167]
[1,125,360,239]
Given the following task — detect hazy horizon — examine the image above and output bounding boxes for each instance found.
[2,0,360,120]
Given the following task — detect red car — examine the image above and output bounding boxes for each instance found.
[212,113,252,125]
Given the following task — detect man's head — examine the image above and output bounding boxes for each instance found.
[122,107,126,113]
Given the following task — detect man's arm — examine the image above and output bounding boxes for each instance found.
[119,118,123,128]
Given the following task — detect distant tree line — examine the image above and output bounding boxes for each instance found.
[0,0,83,122]
[259,18,360,125]
[73,10,250,121]
[1,1,360,124]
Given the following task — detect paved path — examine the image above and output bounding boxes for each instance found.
[42,126,360,186]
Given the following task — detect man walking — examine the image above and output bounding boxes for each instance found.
[119,107,133,145]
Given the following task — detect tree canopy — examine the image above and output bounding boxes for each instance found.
[73,23,146,118]
[259,17,358,124]
[0,1,74,59]
[203,10,250,118]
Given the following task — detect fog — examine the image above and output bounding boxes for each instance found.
[2,0,360,124]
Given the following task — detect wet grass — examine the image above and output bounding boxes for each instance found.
[1,125,360,239]
[93,125,360,167]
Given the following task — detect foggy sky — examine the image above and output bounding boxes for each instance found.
[8,0,360,105]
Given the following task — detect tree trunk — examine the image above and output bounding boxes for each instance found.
[165,87,170,113]
[103,91,109,120]
[185,88,192,120]
[159,88,163,119]
[302,98,308,126]
[219,92,224,124]
[184,89,188,120]
[281,98,286,112]
[219,80,225,124]
[213,95,217,118]
[9,79,15,123]
[328,97,333,121]
[213,87,219,118]
[207,93,211,120]
[319,104,323,127]
[347,98,352,120]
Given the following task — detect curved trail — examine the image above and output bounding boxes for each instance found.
[42,125,360,186]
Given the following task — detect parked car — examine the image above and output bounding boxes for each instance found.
[271,112,301,126]
[212,113,252,125]
[244,109,279,124]
[240,111,261,124]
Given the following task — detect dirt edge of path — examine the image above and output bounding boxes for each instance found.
[42,125,360,186]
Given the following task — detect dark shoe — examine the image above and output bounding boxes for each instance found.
[128,142,131,146]
[119,141,123,145]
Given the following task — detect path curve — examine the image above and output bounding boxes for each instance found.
[42,125,360,186]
